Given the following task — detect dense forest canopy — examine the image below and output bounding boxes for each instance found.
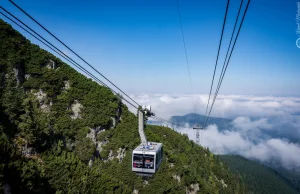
[0,19,246,193]
[219,155,298,194]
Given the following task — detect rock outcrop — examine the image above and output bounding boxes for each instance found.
[13,63,24,86]
[32,89,51,112]
[70,100,82,119]
[46,59,57,69]
[186,183,199,194]
[173,175,181,183]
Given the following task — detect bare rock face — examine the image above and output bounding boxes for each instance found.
[96,139,108,153]
[220,179,227,188]
[22,146,36,157]
[33,89,47,102]
[86,126,105,144]
[86,128,97,143]
[108,150,114,161]
[116,148,126,162]
[13,63,24,86]
[133,189,139,194]
[111,117,116,128]
[32,89,51,112]
[24,74,30,80]
[173,175,181,183]
[186,183,199,194]
[88,156,94,168]
[104,148,126,163]
[63,80,70,90]
[70,100,82,119]
[46,59,57,69]
[143,180,149,186]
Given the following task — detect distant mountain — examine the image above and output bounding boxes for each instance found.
[219,155,298,194]
[170,113,232,130]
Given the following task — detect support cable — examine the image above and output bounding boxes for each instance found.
[203,0,230,122]
[203,0,251,128]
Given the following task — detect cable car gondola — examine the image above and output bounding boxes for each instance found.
[132,106,163,175]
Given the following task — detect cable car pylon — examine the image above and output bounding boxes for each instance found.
[193,124,204,144]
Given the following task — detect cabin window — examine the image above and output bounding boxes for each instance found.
[133,154,144,168]
[133,154,154,169]
[144,154,154,169]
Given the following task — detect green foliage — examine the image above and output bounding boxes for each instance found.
[219,155,298,194]
[18,96,50,145]
[274,167,300,193]
[44,151,89,193]
[2,88,24,122]
[0,125,9,191]
[43,151,130,193]
[74,138,96,162]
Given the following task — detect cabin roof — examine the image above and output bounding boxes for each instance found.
[133,142,162,152]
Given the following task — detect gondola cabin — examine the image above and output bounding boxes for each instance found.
[132,142,163,174]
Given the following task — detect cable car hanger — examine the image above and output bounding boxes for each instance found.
[132,106,163,176]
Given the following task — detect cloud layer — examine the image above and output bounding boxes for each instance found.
[128,94,300,119]
[128,94,300,171]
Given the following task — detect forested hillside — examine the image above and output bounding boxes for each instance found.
[0,19,245,193]
[273,167,300,193]
[219,155,298,194]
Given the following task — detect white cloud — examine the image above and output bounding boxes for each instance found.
[232,117,272,131]
[127,94,300,119]
[178,125,300,171]
[128,94,300,171]
[244,139,300,170]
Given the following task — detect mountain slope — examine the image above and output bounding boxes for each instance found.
[0,19,245,193]
[219,155,298,194]
[272,167,300,193]
[171,113,232,130]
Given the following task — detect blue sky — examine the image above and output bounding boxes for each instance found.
[1,0,300,96]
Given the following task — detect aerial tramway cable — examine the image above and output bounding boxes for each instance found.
[203,0,230,123]
[203,0,251,128]
[176,0,193,93]
[214,0,244,98]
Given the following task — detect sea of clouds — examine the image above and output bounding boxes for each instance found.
[127,94,300,171]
